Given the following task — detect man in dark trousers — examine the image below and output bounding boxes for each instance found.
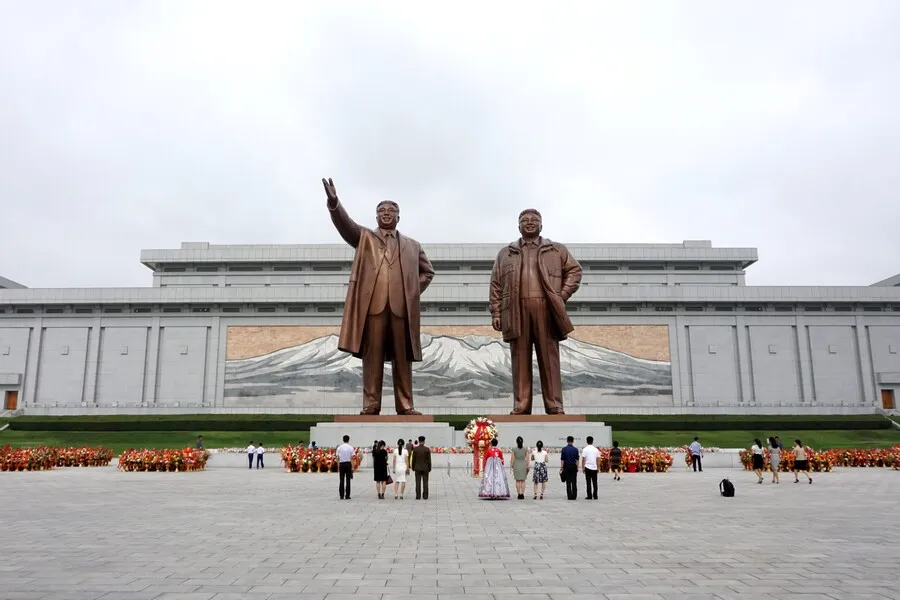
[411,435,432,499]
[336,435,355,500]
[560,436,580,500]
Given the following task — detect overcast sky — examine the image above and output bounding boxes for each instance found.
[1,1,898,289]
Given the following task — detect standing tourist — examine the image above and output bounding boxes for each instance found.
[392,437,409,499]
[195,435,204,450]
[246,441,255,470]
[510,436,530,500]
[560,436,580,500]
[411,436,432,500]
[373,440,389,499]
[689,437,703,472]
[255,443,265,469]
[792,440,813,484]
[609,440,623,481]
[750,439,764,483]
[531,440,549,499]
[479,438,511,500]
[336,435,355,500]
[581,436,600,500]
[768,437,781,484]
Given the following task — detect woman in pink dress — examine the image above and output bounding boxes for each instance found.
[478,438,511,500]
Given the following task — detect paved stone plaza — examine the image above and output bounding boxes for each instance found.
[1,464,898,600]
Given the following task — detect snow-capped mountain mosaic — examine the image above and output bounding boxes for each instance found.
[224,332,672,400]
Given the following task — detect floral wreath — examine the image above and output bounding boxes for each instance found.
[463,417,497,449]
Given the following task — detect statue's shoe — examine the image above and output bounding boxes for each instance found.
[398,410,422,416]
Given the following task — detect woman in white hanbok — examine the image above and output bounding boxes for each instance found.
[478,438,511,499]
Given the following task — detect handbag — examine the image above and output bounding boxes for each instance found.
[386,475,393,485]
[559,469,566,483]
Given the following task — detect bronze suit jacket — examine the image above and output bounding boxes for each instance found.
[411,444,432,472]
[328,199,435,360]
[489,237,582,343]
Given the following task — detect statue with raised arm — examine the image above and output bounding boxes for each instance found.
[322,177,435,415]
[489,209,583,415]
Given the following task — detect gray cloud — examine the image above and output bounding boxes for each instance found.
[1,1,898,288]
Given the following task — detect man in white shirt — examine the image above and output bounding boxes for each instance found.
[246,441,255,470]
[581,436,601,500]
[255,443,265,469]
[335,435,355,500]
[689,437,703,472]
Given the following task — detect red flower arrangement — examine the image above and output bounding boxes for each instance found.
[739,446,900,472]
[117,448,210,472]
[0,445,58,471]
[55,446,114,467]
[281,445,363,473]
[603,447,673,473]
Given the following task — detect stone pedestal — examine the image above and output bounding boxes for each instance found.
[467,415,612,448]
[309,416,455,448]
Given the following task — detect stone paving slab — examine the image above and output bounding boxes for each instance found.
[1,465,898,599]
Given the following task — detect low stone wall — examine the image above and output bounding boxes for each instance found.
[204,449,747,470]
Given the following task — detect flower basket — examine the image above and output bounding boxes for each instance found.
[280,445,362,473]
[463,417,497,477]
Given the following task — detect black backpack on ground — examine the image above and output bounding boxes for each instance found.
[720,478,735,497]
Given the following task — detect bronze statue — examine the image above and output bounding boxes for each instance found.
[322,178,435,415]
[489,209,582,415]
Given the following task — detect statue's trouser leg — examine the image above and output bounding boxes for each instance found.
[361,312,388,414]
[530,299,563,414]
[510,299,539,414]
[390,314,414,413]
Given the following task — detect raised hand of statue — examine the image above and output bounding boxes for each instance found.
[322,177,339,208]
[491,316,501,332]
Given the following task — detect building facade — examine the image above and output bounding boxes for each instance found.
[1,240,899,415]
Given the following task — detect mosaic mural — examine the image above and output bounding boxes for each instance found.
[224,325,672,401]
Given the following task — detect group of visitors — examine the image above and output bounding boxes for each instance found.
[691,435,814,484]
[479,435,624,501]
[342,435,433,500]
[748,437,814,484]
[245,441,265,469]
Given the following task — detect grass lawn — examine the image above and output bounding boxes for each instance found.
[2,428,898,453]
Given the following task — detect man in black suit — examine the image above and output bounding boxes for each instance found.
[410,435,432,499]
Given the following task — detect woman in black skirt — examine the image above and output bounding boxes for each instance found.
[750,438,765,483]
[792,439,813,484]
[373,440,389,499]
[609,440,623,481]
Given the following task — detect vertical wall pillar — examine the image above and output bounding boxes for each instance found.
[667,322,682,408]
[81,317,103,406]
[734,317,752,405]
[795,316,814,404]
[143,317,161,406]
[22,318,43,406]
[675,316,693,407]
[203,317,220,407]
[854,316,877,407]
